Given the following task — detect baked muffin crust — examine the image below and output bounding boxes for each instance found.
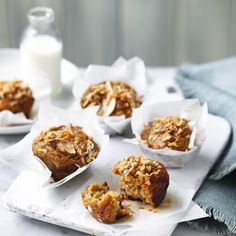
[32,124,99,181]
[82,182,132,224]
[81,81,142,118]
[141,116,192,151]
[113,156,169,207]
[0,80,34,118]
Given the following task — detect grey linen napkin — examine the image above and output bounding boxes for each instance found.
[175,58,236,235]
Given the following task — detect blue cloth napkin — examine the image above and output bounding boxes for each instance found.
[175,58,236,235]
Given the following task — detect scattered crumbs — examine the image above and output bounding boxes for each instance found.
[147,198,172,213]
[160,198,172,209]
[148,207,160,213]
[123,197,172,213]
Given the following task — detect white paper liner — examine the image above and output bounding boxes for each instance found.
[0,104,109,188]
[0,71,51,127]
[72,57,146,135]
[2,170,196,236]
[128,99,208,168]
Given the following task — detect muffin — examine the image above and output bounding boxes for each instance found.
[113,156,169,207]
[32,124,99,181]
[141,116,192,151]
[0,80,34,118]
[82,182,132,224]
[80,81,142,118]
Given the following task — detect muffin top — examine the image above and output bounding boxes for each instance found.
[0,80,33,101]
[80,81,142,118]
[32,124,99,169]
[113,155,167,178]
[141,116,192,151]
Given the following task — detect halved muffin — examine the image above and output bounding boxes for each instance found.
[80,81,142,118]
[0,80,34,118]
[113,156,169,207]
[82,182,132,224]
[32,124,99,181]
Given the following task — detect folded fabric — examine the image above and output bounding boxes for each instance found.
[188,172,236,235]
[175,58,236,234]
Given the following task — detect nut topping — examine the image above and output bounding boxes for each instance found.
[141,116,192,151]
[81,81,142,118]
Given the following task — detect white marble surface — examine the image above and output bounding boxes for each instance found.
[0,51,225,236]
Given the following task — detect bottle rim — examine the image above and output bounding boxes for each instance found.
[28,7,54,24]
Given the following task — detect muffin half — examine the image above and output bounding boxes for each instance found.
[82,182,132,224]
[113,156,169,207]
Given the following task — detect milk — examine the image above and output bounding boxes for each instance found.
[20,35,62,96]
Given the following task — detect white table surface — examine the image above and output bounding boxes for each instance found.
[0,53,221,236]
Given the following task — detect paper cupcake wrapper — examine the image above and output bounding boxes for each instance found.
[72,57,146,135]
[0,104,109,188]
[129,99,208,168]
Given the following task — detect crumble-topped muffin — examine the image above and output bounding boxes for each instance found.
[80,81,142,118]
[82,182,132,224]
[113,156,169,207]
[32,124,99,181]
[141,116,192,151]
[0,80,34,118]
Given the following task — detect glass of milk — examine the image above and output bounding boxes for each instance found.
[20,7,63,96]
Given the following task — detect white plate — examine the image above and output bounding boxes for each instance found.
[0,48,80,134]
[0,124,33,135]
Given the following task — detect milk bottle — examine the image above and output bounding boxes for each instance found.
[20,7,62,96]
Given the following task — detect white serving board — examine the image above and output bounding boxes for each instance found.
[2,113,231,236]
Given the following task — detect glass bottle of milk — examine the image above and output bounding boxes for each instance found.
[20,7,62,96]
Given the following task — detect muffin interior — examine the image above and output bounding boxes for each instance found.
[82,182,132,224]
